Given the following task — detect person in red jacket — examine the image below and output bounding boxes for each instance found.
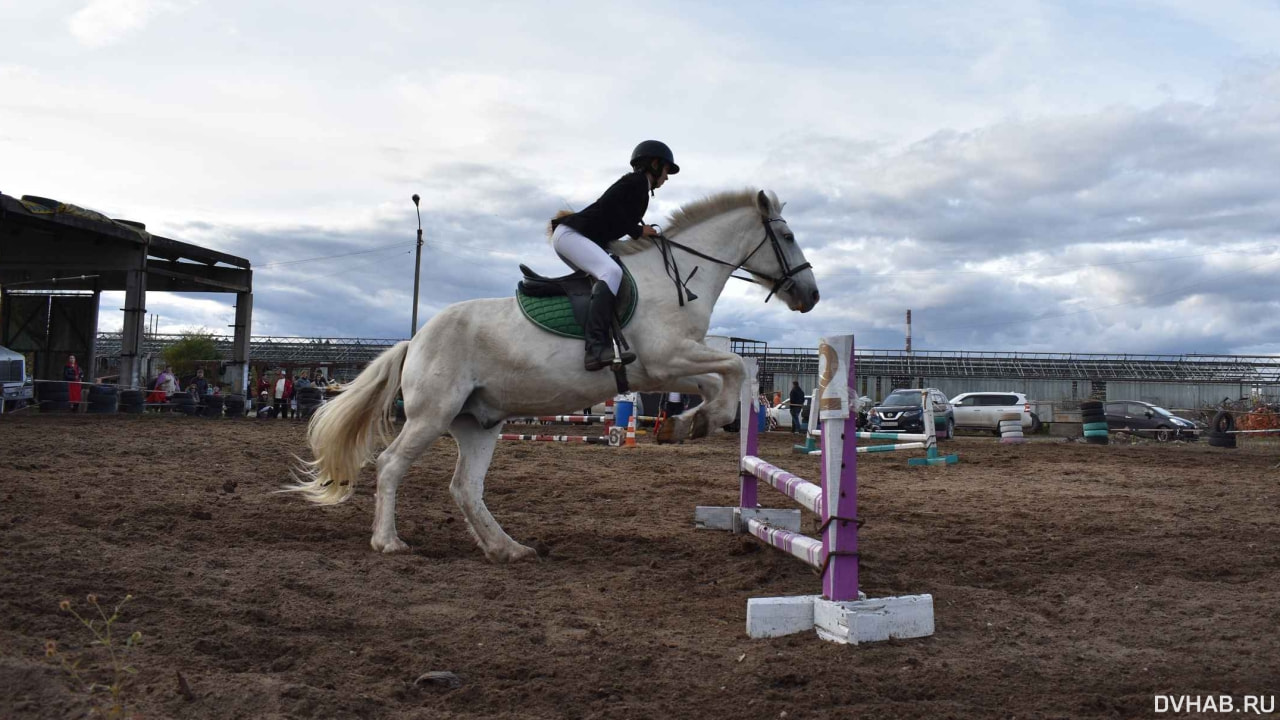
[549,140,679,372]
[273,371,294,419]
[62,354,85,410]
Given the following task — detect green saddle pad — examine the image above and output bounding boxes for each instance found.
[517,266,637,339]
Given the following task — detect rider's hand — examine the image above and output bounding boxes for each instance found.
[641,224,659,237]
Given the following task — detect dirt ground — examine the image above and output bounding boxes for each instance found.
[1,413,1277,719]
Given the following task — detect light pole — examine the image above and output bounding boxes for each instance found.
[411,193,423,338]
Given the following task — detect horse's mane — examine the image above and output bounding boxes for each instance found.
[612,189,759,256]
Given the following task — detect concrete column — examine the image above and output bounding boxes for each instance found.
[118,248,147,389]
[85,284,101,382]
[230,290,253,395]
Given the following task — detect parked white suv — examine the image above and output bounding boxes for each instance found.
[949,392,1040,435]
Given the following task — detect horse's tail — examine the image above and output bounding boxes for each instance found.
[285,340,411,504]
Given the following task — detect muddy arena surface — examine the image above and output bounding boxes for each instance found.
[1,413,1278,719]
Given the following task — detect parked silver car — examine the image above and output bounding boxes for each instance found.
[949,391,1041,435]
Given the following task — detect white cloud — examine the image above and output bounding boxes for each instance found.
[68,0,183,48]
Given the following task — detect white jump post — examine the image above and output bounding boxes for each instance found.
[696,334,935,644]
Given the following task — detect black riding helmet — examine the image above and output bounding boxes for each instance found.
[630,140,679,175]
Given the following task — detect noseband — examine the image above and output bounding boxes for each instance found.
[655,217,812,305]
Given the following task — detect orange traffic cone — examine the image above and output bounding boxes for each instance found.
[625,413,638,448]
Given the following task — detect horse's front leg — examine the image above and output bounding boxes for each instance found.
[650,342,745,441]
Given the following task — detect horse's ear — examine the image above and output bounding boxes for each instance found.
[756,190,773,217]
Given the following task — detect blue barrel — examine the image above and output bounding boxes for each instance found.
[757,404,768,431]
[615,398,635,429]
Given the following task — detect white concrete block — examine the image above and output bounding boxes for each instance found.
[813,594,935,645]
[746,595,818,638]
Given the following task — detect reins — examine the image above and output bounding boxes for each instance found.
[653,216,812,306]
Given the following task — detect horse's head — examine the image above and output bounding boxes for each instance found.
[742,190,820,313]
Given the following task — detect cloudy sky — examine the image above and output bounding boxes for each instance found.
[4,0,1280,354]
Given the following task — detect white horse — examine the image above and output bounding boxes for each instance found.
[289,189,819,562]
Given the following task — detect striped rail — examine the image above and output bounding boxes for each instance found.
[498,434,610,445]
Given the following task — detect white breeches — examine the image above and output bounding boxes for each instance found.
[552,224,623,294]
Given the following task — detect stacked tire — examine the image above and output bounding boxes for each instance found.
[171,392,198,416]
[201,394,224,418]
[87,384,118,414]
[119,389,146,414]
[998,412,1025,444]
[1207,411,1238,449]
[223,394,246,418]
[38,381,72,413]
[296,386,324,420]
[1081,400,1109,445]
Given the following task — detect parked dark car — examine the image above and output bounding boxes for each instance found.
[869,388,954,438]
[1103,401,1199,442]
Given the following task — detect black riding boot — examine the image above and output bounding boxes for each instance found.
[584,280,636,372]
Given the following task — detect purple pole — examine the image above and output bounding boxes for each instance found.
[739,359,760,509]
[821,336,859,602]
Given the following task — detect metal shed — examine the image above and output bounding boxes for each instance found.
[0,192,253,393]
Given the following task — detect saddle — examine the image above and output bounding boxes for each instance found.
[516,260,637,339]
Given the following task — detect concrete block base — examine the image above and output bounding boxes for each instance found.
[746,593,934,644]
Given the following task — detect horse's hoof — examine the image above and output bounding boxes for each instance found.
[486,544,539,563]
[689,412,711,439]
[372,536,410,554]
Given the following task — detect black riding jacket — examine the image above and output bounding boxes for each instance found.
[553,171,649,247]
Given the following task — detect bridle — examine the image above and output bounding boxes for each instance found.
[654,216,812,305]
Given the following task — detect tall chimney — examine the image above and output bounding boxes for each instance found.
[905,309,912,354]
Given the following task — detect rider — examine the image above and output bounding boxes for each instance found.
[550,140,679,371]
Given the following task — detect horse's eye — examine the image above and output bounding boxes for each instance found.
[784,234,795,242]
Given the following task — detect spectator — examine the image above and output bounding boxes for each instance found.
[156,366,179,395]
[256,372,270,400]
[665,391,684,418]
[773,390,782,408]
[256,391,276,419]
[295,371,312,390]
[185,367,210,397]
[788,381,805,435]
[274,372,293,419]
[63,353,84,410]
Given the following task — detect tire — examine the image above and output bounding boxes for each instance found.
[1082,428,1109,438]
[120,401,145,414]
[1085,435,1109,445]
[298,402,322,420]
[224,394,246,418]
[1082,421,1109,433]
[1153,427,1173,443]
[39,382,69,401]
[1027,413,1041,434]
[1207,431,1237,448]
[1211,411,1236,434]
[88,384,117,399]
[119,390,146,404]
[172,393,197,416]
[202,395,224,418]
[942,418,954,441]
[40,400,71,413]
[87,399,118,414]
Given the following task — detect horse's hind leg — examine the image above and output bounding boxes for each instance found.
[371,416,447,553]
[449,414,538,563]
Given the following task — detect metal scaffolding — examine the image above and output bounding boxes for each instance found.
[730,341,1280,385]
[95,332,1280,385]
[95,332,401,366]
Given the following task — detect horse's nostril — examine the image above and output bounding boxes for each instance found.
[813,290,820,303]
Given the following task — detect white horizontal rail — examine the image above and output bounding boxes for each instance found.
[741,456,823,515]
